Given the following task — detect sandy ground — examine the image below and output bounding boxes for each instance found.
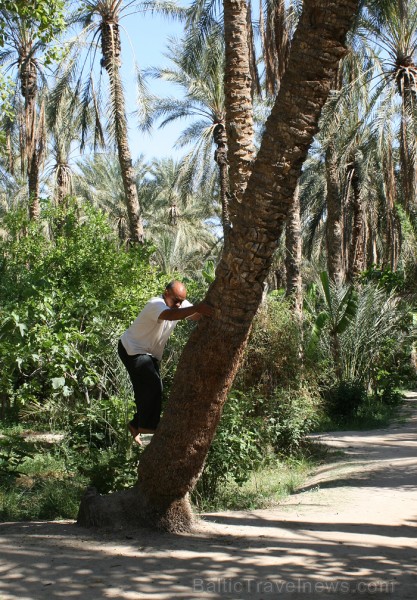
[1,392,417,600]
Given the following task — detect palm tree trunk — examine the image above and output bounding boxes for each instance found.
[347,164,364,280]
[55,163,72,205]
[383,145,399,270]
[399,91,417,215]
[223,0,255,208]
[101,19,144,243]
[213,122,231,237]
[325,144,344,284]
[78,0,360,533]
[19,51,41,219]
[285,182,302,316]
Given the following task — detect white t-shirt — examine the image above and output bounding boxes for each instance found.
[120,296,193,361]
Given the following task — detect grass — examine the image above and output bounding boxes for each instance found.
[193,456,316,513]
[0,433,88,521]
[1,427,319,522]
[313,395,405,432]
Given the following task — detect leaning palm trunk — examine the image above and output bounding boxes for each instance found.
[78,0,360,533]
[101,19,144,243]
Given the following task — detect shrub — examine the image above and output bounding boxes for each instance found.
[236,294,303,397]
[265,385,321,456]
[323,380,368,422]
[0,200,164,423]
[192,390,265,507]
[304,274,415,399]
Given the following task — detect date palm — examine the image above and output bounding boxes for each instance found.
[56,1,182,243]
[0,8,48,218]
[142,157,219,274]
[73,152,148,242]
[146,30,231,236]
[46,88,98,205]
[363,0,417,214]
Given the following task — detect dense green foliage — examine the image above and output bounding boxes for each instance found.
[0,200,164,420]
[0,1,66,47]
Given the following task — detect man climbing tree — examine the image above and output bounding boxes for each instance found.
[78,0,361,533]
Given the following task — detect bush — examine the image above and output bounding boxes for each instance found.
[266,386,320,456]
[192,390,265,508]
[304,274,415,402]
[323,380,368,422]
[236,294,304,397]
[0,200,165,423]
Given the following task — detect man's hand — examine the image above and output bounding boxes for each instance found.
[195,302,214,317]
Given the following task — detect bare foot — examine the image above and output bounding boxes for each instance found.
[127,423,142,446]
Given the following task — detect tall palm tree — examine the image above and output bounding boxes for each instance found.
[285,181,302,314]
[362,0,417,215]
[46,89,98,206]
[142,157,218,274]
[74,152,148,242]
[147,30,230,237]
[56,1,182,242]
[0,8,48,218]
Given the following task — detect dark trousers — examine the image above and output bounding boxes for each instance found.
[118,340,162,430]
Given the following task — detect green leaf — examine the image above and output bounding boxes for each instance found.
[335,287,358,334]
[320,271,333,315]
[307,311,329,353]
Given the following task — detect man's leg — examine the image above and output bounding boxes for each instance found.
[118,341,162,431]
[129,355,162,431]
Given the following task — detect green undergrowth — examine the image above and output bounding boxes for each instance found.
[314,393,405,432]
[0,428,322,522]
[193,456,315,513]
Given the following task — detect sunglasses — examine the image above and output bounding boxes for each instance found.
[170,291,185,304]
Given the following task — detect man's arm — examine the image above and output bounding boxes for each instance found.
[158,302,214,322]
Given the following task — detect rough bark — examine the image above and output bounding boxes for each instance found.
[78,0,360,533]
[101,19,144,243]
[400,105,417,216]
[262,0,290,96]
[285,182,302,316]
[325,144,344,284]
[383,144,399,270]
[347,164,364,281]
[19,49,42,219]
[55,163,72,205]
[213,122,231,237]
[223,0,255,209]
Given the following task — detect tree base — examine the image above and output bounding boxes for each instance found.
[77,486,195,533]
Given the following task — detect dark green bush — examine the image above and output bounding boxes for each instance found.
[236,294,304,398]
[266,386,320,456]
[323,380,368,422]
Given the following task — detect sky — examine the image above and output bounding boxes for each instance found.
[117,9,188,163]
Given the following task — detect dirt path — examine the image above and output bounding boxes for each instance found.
[1,392,417,600]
